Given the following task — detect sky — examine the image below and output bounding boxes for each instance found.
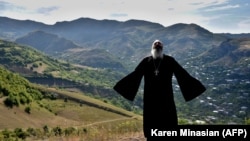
[0,0,249,33]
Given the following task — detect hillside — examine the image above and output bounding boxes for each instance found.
[174,38,250,124]
[0,17,47,40]
[0,39,121,87]
[57,48,126,71]
[0,39,133,111]
[15,30,79,54]
[198,38,250,67]
[0,65,143,140]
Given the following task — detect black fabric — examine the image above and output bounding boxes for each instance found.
[113,70,142,101]
[113,55,206,138]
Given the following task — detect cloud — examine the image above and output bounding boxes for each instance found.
[110,13,128,18]
[0,1,25,13]
[36,6,59,15]
[0,1,10,11]
[203,4,240,12]
[189,2,205,6]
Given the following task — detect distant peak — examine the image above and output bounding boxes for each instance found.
[55,17,121,25]
[167,23,199,28]
[122,19,164,28]
[166,23,211,33]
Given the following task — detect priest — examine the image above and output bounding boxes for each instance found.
[113,40,206,140]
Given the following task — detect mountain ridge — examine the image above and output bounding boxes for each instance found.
[16,30,79,54]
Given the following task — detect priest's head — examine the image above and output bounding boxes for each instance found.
[151,39,163,59]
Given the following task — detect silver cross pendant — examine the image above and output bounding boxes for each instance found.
[154,70,159,76]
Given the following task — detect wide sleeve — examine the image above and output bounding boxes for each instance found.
[172,58,206,102]
[113,59,145,101]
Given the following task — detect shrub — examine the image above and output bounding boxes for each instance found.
[25,106,31,114]
[4,94,19,108]
[32,63,39,68]
[64,127,77,136]
[53,126,63,136]
[26,128,37,136]
[64,97,68,102]
[14,128,29,139]
[1,129,12,139]
[43,125,49,134]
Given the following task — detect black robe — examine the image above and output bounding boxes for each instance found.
[113,55,206,138]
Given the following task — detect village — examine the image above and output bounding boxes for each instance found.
[177,60,250,124]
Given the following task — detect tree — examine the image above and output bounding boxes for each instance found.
[4,94,19,108]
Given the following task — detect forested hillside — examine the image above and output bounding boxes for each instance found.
[0,65,42,108]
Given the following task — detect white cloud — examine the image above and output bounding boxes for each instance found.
[203,4,240,12]
[36,6,59,15]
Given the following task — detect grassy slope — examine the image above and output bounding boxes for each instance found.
[0,64,143,140]
[0,98,71,129]
[0,89,144,140]
[0,97,144,140]
[38,85,138,118]
[0,85,142,130]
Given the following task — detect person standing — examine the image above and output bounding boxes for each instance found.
[113,39,206,140]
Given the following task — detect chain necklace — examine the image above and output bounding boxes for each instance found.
[153,59,162,76]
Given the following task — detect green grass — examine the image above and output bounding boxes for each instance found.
[35,84,140,118]
[41,99,126,125]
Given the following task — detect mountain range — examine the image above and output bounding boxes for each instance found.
[0,16,249,124]
[1,16,250,69]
